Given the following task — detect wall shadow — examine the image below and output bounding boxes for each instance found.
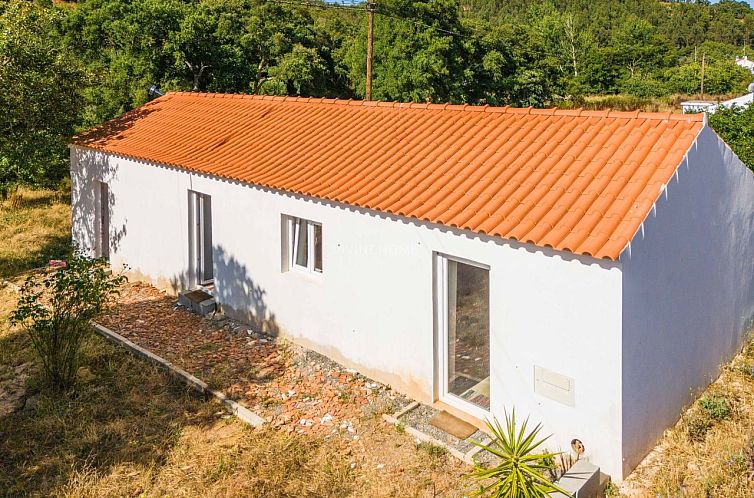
[70,148,127,257]
[212,245,280,336]
[164,245,280,336]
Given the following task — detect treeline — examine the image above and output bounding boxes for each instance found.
[2,0,754,192]
[462,0,754,98]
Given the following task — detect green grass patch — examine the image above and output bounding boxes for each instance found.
[699,395,732,421]
[0,188,71,280]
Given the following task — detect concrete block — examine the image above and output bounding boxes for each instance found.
[198,298,216,316]
[549,460,601,498]
[178,289,215,315]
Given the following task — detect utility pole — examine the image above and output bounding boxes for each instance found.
[366,0,375,101]
[700,52,706,99]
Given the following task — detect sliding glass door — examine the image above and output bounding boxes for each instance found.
[436,254,491,418]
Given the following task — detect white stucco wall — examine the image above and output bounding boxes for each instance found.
[620,126,754,476]
[71,146,624,478]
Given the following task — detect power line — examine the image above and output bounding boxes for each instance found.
[262,0,366,11]
[261,0,464,99]
[261,0,462,37]
[375,9,463,37]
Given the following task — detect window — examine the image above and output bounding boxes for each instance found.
[286,216,322,273]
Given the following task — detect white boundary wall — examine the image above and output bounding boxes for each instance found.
[620,126,754,475]
[71,146,624,477]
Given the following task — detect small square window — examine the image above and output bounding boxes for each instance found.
[286,216,322,273]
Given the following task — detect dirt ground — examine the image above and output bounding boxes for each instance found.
[100,282,413,435]
[1,280,474,497]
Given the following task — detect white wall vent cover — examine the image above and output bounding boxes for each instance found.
[534,366,575,407]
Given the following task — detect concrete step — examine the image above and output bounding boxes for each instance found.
[549,460,605,498]
[178,289,216,316]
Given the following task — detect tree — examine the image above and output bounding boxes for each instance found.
[665,61,751,95]
[11,252,127,390]
[709,104,754,170]
[466,19,563,106]
[68,0,187,126]
[168,1,229,91]
[0,1,86,195]
[341,0,469,103]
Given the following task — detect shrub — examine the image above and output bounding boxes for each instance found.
[469,410,568,498]
[699,395,732,421]
[11,251,126,390]
[619,76,669,98]
[686,413,713,442]
[709,104,754,171]
[418,441,447,458]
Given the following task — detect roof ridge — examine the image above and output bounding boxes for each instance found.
[165,92,705,122]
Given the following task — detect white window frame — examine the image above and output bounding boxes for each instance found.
[435,252,491,421]
[189,190,213,287]
[286,216,322,274]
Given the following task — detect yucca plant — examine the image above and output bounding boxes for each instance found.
[470,410,570,498]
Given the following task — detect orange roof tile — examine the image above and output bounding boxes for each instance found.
[72,92,705,260]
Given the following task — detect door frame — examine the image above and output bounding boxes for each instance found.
[97,181,110,260]
[434,252,492,421]
[188,190,213,287]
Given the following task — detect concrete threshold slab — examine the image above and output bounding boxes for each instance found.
[92,322,265,428]
[382,401,490,465]
[383,412,472,463]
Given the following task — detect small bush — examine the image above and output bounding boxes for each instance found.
[699,396,732,421]
[11,251,126,390]
[686,412,713,442]
[470,410,568,497]
[418,441,447,458]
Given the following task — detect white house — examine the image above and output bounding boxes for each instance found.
[680,100,717,114]
[682,92,753,114]
[70,93,754,480]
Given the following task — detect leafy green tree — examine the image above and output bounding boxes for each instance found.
[665,61,751,95]
[238,1,337,96]
[342,0,469,103]
[611,15,672,80]
[11,252,127,390]
[168,0,231,91]
[62,0,187,127]
[709,104,754,170]
[261,44,328,95]
[466,18,563,106]
[0,1,86,195]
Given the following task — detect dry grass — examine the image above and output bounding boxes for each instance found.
[0,189,472,497]
[622,337,754,497]
[559,92,748,114]
[0,187,71,279]
[0,313,470,497]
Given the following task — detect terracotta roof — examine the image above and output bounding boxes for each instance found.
[72,92,705,260]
